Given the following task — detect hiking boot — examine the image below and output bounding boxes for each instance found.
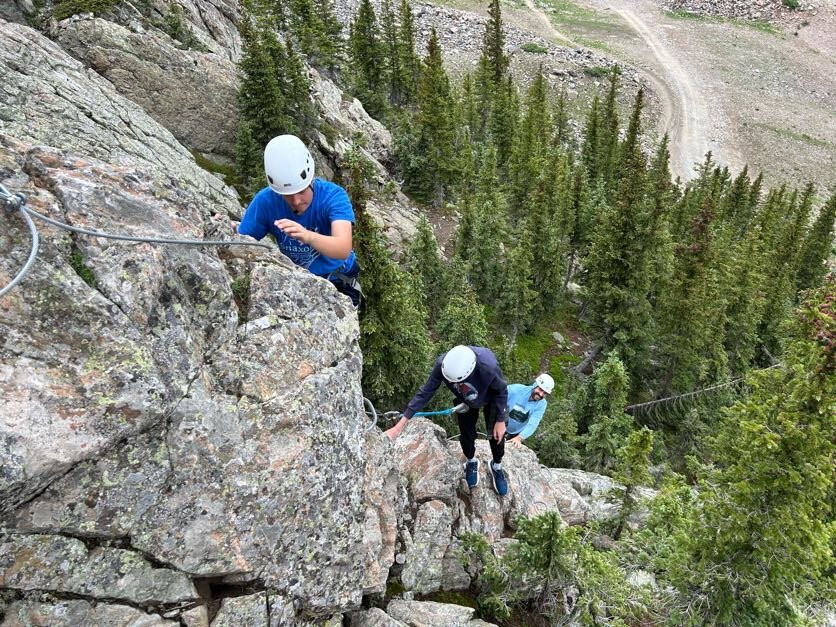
[490,463,508,497]
[464,459,479,489]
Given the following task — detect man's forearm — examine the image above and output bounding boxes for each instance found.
[307,231,351,259]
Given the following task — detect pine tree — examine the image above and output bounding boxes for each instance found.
[796,191,836,292]
[502,513,632,623]
[475,0,510,111]
[722,212,768,374]
[288,0,343,69]
[380,0,403,106]
[584,92,656,383]
[462,146,508,305]
[404,28,457,205]
[717,165,751,231]
[612,427,653,540]
[643,134,675,309]
[347,148,434,409]
[235,118,263,200]
[278,40,315,135]
[552,90,570,149]
[597,65,621,191]
[435,260,490,347]
[496,219,537,336]
[658,192,728,394]
[236,14,293,197]
[669,278,835,625]
[563,161,591,289]
[451,194,478,268]
[582,352,635,473]
[480,0,509,85]
[349,0,388,120]
[507,69,550,208]
[527,151,569,315]
[759,183,815,359]
[405,214,446,324]
[490,74,518,169]
[396,0,421,106]
[581,96,600,182]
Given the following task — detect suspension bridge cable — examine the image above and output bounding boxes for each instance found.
[625,364,781,415]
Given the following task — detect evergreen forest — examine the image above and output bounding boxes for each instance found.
[234,0,835,624]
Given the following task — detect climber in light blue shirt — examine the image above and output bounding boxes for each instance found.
[505,373,554,447]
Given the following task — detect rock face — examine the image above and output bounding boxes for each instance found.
[56,16,239,160]
[1,599,176,626]
[388,420,656,595]
[0,18,378,621]
[0,534,198,605]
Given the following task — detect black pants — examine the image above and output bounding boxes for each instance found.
[458,404,505,464]
[329,271,361,307]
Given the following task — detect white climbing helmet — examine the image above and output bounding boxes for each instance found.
[441,345,477,383]
[264,134,314,195]
[534,373,554,395]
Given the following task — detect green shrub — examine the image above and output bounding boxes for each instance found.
[520,42,548,54]
[69,249,97,288]
[782,0,799,9]
[583,65,610,77]
[230,274,251,322]
[53,0,118,21]
[162,3,208,51]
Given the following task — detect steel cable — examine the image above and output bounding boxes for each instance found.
[1,184,273,297]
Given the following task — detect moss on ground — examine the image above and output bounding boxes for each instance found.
[53,0,119,21]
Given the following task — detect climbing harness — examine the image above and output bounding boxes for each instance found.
[0,183,273,298]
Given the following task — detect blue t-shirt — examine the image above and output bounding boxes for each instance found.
[238,179,357,277]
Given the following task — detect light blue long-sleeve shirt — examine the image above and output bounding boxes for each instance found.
[506,383,547,440]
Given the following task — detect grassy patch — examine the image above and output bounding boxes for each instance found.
[733,18,780,35]
[513,328,554,376]
[190,150,247,200]
[573,35,617,55]
[521,42,548,54]
[230,273,251,322]
[664,9,707,21]
[385,578,406,599]
[53,0,119,20]
[69,249,97,288]
[752,123,834,149]
[539,0,625,34]
[190,150,237,181]
[583,65,610,77]
[665,9,780,35]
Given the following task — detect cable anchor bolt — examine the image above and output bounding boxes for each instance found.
[0,184,25,213]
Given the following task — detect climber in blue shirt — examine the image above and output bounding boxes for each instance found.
[237,134,361,306]
[505,373,554,447]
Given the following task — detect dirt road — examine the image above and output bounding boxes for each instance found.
[604,2,715,180]
[519,0,719,179]
[561,0,835,189]
[521,0,578,48]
